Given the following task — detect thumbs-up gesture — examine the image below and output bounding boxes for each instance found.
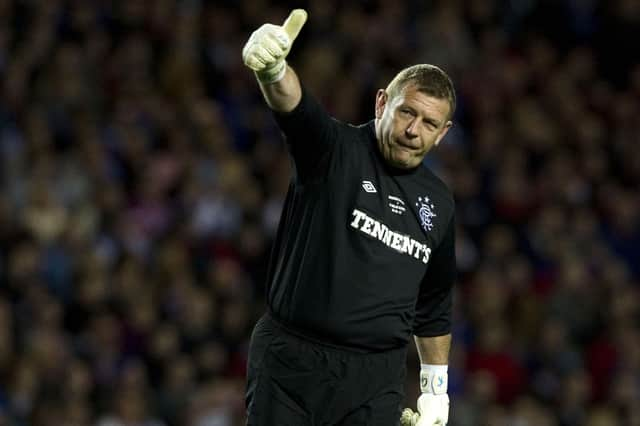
[242,9,307,84]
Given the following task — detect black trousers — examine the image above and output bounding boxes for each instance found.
[245,314,407,426]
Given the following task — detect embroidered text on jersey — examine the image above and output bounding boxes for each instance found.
[388,195,406,215]
[416,196,437,232]
[350,208,431,264]
[361,180,377,193]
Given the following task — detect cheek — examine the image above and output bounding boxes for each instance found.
[423,133,439,149]
[384,117,399,139]
[410,139,430,157]
[391,120,406,138]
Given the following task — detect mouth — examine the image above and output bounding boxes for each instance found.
[394,139,420,150]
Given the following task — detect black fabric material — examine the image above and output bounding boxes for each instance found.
[264,88,456,351]
[246,314,406,426]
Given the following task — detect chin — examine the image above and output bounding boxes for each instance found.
[392,158,417,169]
[383,145,420,169]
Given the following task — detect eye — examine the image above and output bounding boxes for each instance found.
[423,119,439,131]
[399,108,414,117]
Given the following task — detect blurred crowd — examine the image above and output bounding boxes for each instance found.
[0,0,638,425]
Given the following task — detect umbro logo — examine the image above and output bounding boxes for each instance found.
[362,180,377,193]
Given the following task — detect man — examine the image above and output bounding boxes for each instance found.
[242,9,455,426]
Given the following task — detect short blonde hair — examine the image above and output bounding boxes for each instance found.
[386,64,456,120]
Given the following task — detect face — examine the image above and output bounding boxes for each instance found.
[374,84,452,169]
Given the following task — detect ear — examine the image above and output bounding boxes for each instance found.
[434,121,453,146]
[375,89,387,119]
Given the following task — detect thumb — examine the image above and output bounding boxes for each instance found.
[282,9,307,43]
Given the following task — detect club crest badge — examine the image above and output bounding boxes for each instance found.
[416,196,436,232]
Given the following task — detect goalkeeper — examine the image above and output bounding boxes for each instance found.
[243,9,456,426]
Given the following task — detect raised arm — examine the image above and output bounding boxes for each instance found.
[241,8,341,182]
[258,65,302,113]
[242,9,307,112]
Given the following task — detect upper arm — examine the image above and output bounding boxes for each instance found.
[273,85,339,181]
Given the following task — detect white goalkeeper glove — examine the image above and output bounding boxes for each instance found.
[401,364,449,426]
[241,9,307,84]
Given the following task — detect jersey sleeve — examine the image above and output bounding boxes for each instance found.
[272,86,339,181]
[413,214,456,337]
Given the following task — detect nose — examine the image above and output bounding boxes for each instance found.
[405,118,419,138]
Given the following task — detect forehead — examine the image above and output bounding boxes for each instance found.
[392,85,451,121]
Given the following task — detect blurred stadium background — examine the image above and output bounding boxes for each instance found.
[0,0,638,425]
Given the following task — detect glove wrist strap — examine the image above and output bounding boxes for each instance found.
[420,364,448,395]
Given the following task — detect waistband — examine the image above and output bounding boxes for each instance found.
[265,310,406,356]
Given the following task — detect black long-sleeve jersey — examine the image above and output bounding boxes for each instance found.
[265,87,456,352]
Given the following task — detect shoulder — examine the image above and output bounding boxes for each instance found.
[347,120,377,149]
[329,120,376,154]
[345,120,373,138]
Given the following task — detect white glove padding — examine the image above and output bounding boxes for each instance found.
[416,393,449,425]
[399,394,450,426]
[241,9,307,84]
[400,365,449,426]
